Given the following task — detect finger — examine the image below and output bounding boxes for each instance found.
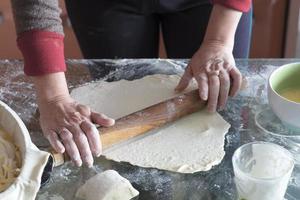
[91,112,115,127]
[69,126,94,168]
[175,66,193,92]
[218,69,230,110]
[195,72,209,101]
[229,67,242,97]
[80,120,102,157]
[76,104,91,118]
[207,74,220,112]
[68,111,83,124]
[45,130,65,153]
[59,128,82,167]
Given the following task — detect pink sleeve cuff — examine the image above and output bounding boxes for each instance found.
[17,30,66,76]
[212,0,251,12]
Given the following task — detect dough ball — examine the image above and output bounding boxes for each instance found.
[76,170,139,200]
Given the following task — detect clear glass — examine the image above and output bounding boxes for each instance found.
[232,141,294,200]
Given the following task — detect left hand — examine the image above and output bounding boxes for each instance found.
[176,42,242,112]
[38,95,115,167]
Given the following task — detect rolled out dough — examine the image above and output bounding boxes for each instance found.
[71,74,230,173]
[71,75,196,120]
[76,170,139,200]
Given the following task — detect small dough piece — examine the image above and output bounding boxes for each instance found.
[76,170,139,200]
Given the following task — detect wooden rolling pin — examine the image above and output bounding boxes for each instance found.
[51,89,206,166]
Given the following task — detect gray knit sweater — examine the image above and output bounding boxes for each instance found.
[11,0,64,35]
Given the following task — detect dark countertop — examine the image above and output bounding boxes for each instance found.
[0,59,300,200]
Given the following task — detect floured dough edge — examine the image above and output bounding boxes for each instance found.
[76,170,139,200]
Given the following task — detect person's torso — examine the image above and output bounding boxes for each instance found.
[119,0,211,13]
[158,0,211,12]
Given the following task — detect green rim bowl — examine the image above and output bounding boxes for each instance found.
[268,62,300,131]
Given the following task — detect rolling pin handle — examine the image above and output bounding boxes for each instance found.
[50,150,68,167]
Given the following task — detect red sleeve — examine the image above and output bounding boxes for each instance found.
[212,0,252,12]
[17,30,66,76]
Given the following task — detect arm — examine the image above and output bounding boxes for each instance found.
[203,4,242,51]
[11,0,66,75]
[212,0,252,12]
[177,4,245,112]
[11,0,68,109]
[11,0,114,167]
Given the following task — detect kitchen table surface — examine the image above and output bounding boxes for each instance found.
[0,59,300,200]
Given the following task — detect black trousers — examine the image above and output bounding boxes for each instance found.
[65,0,252,59]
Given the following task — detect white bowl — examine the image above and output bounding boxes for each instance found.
[268,63,300,131]
[0,100,49,200]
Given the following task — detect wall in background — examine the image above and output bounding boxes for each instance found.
[0,1,21,58]
[285,0,300,58]
[250,0,289,58]
[297,18,300,58]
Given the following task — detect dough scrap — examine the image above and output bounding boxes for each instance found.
[75,170,139,200]
[71,74,230,173]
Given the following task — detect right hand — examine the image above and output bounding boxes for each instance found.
[38,94,115,167]
[176,42,242,112]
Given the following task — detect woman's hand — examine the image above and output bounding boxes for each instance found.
[38,95,115,167]
[176,42,242,112]
[176,4,243,112]
[32,72,114,168]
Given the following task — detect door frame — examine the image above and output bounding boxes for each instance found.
[284,0,300,57]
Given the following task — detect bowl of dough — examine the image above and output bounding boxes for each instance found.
[0,100,49,200]
[268,62,300,131]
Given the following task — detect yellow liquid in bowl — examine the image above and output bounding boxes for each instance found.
[279,88,300,103]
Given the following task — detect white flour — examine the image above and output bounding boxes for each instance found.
[234,144,294,200]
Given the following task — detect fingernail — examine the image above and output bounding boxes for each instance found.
[95,152,101,157]
[94,149,102,157]
[92,146,102,157]
[84,156,93,168]
[58,147,65,154]
[218,105,224,111]
[58,142,65,153]
[73,159,82,167]
[101,115,115,125]
[108,119,115,126]
[73,154,82,166]
[200,92,207,100]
